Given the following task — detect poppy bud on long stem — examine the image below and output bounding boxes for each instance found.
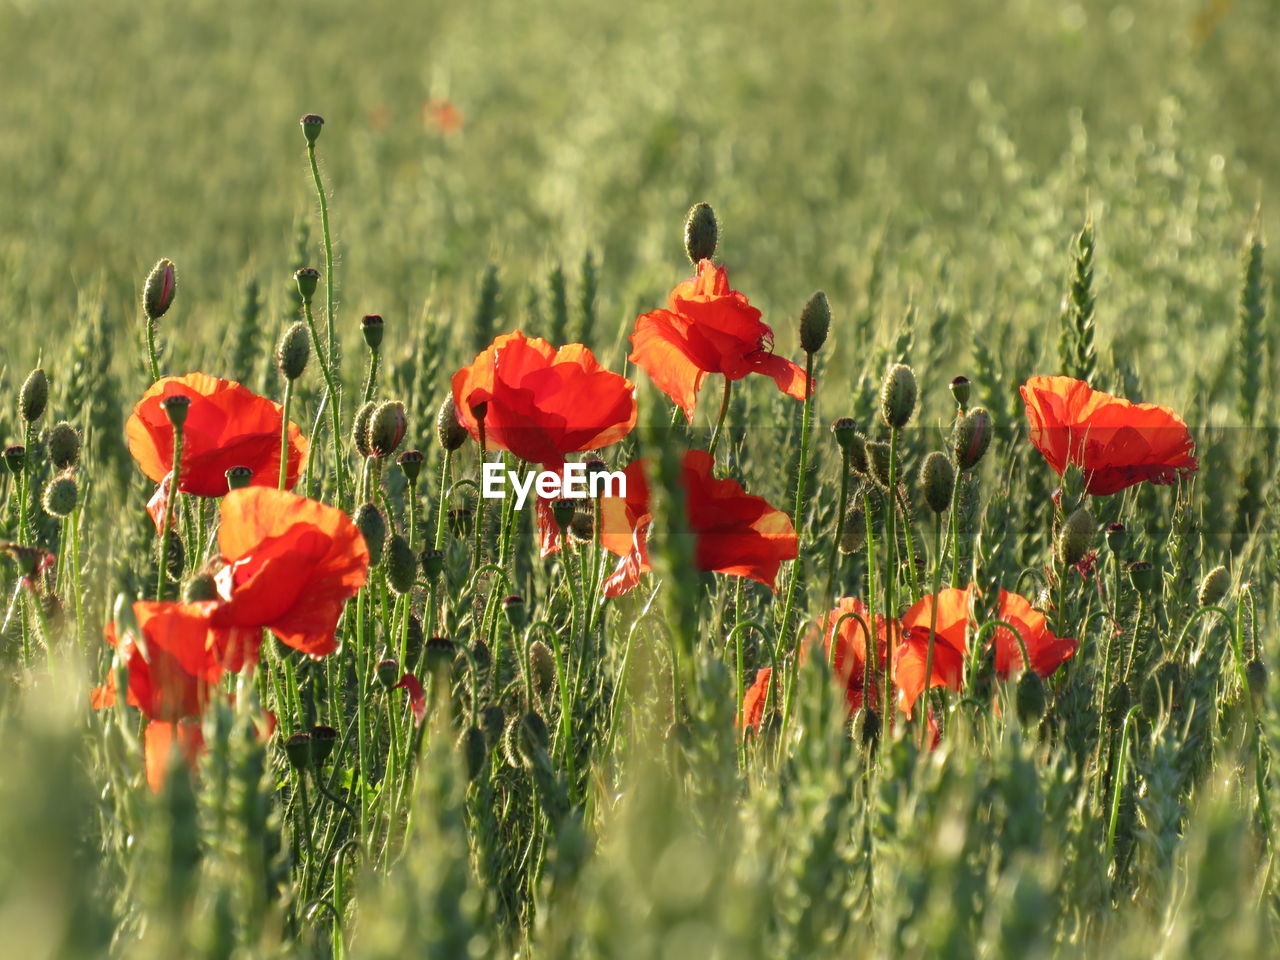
[879,363,917,429]
[683,202,718,265]
[276,321,311,382]
[1056,507,1095,568]
[799,290,831,355]
[1197,565,1231,606]
[47,422,81,470]
[921,452,955,515]
[19,368,48,424]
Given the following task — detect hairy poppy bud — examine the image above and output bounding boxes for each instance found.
[865,441,892,488]
[585,458,609,487]
[517,710,551,764]
[528,639,556,704]
[569,511,594,542]
[369,400,407,458]
[164,529,185,581]
[4,445,25,475]
[161,394,191,430]
[375,658,400,690]
[470,638,492,676]
[436,395,469,452]
[799,290,831,354]
[20,368,48,424]
[1105,522,1127,555]
[1015,671,1047,726]
[404,614,424,663]
[276,321,310,381]
[1197,565,1231,606]
[1247,659,1267,708]
[361,314,384,350]
[225,465,253,490]
[1128,560,1155,594]
[683,201,718,265]
[354,503,387,566]
[143,258,178,321]
[857,706,881,749]
[47,421,81,470]
[294,267,320,304]
[839,505,866,554]
[182,573,219,602]
[425,636,456,675]
[1056,507,1095,568]
[386,534,417,595]
[284,732,314,771]
[503,594,527,629]
[42,473,77,518]
[310,725,337,764]
[352,401,376,457]
[551,498,576,531]
[921,451,955,515]
[952,407,993,470]
[420,548,444,580]
[397,449,423,485]
[949,375,970,411]
[879,363,917,429]
[300,113,325,145]
[460,726,487,780]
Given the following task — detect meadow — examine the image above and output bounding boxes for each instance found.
[2,0,1280,956]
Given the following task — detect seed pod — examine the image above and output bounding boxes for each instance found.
[1197,565,1231,607]
[683,202,718,264]
[20,368,48,424]
[143,258,178,320]
[300,113,325,144]
[369,400,407,458]
[1105,522,1127,555]
[182,573,219,602]
[398,449,423,485]
[386,534,416,594]
[1055,507,1095,568]
[42,473,77,518]
[551,498,576,531]
[310,725,338,764]
[503,595,527,629]
[1015,671,1046,726]
[831,417,857,453]
[354,503,387,566]
[1246,659,1267,709]
[375,658,400,690]
[46,421,81,470]
[294,267,320,303]
[839,505,866,554]
[225,465,253,490]
[921,451,955,515]
[528,640,556,705]
[284,733,314,771]
[949,375,970,411]
[425,636,457,675]
[460,726,487,780]
[420,548,444,580]
[879,363,917,429]
[952,407,993,470]
[161,394,191,430]
[3,445,25,475]
[865,441,892,488]
[361,314,384,350]
[1128,560,1155,594]
[436,395,469,451]
[799,290,831,354]
[351,401,376,457]
[276,321,310,381]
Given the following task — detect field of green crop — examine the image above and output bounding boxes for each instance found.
[3,0,1280,956]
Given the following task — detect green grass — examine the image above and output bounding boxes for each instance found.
[2,0,1280,956]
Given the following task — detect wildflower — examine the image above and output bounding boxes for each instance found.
[1020,375,1197,495]
[808,597,892,714]
[628,260,810,420]
[739,667,773,731]
[423,98,464,134]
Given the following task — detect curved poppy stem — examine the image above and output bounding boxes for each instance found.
[1170,603,1231,659]
[707,376,733,461]
[973,617,1033,677]
[155,423,184,603]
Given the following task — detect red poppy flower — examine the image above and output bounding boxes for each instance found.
[209,487,370,658]
[452,332,637,468]
[739,667,773,732]
[807,598,893,715]
[423,98,464,134]
[600,450,798,596]
[1020,376,1197,496]
[988,589,1078,678]
[393,673,428,724]
[127,373,308,498]
[629,259,810,421]
[143,719,206,792]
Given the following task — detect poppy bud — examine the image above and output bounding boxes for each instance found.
[4,445,25,475]
[831,417,857,452]
[551,498,576,531]
[361,314,384,351]
[921,451,955,515]
[1197,565,1231,607]
[436,395,469,452]
[1105,522,1127,555]
[865,441,892,488]
[310,725,337,764]
[276,321,310,381]
[1128,560,1155,594]
[398,449,424,485]
[460,726,488,780]
[161,394,191,430]
[164,529,185,582]
[47,421,81,470]
[949,375,970,411]
[284,733,314,771]
[182,573,219,602]
[471,639,493,676]
[20,368,48,424]
[879,363,917,429]
[375,658,400,690]
[479,703,504,745]
[501,714,522,767]
[1056,507,1095,568]
[352,401,376,457]
[798,290,831,355]
[143,258,177,320]
[369,400,408,458]
[354,502,387,566]
[517,710,551,765]
[528,639,556,704]
[569,511,594,542]
[42,473,77,518]
[952,407,993,470]
[225,465,253,490]
[839,505,866,554]
[683,201,718,265]
[294,267,320,304]
[404,614,424,663]
[585,458,609,486]
[420,548,444,580]
[300,113,325,145]
[386,534,417,595]
[1015,671,1047,726]
[1246,659,1267,708]
[857,707,881,749]
[503,594,527,629]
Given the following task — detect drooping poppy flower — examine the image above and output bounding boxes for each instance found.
[807,597,893,715]
[629,259,810,421]
[127,373,308,499]
[1020,376,1197,496]
[210,487,371,658]
[452,332,637,467]
[600,450,798,596]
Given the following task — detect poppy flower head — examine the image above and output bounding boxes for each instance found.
[895,586,979,713]
[126,373,308,497]
[807,598,891,714]
[1020,376,1197,496]
[739,667,774,732]
[452,332,637,467]
[143,719,206,793]
[990,589,1078,679]
[629,260,810,420]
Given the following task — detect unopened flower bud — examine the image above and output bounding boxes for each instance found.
[369,400,407,458]
[517,710,550,764]
[879,363,917,429]
[798,290,831,354]
[42,473,77,518]
[375,658,400,690]
[404,614,424,663]
[420,548,444,580]
[143,258,177,321]
[284,732,314,770]
[4,445,25,475]
[503,594,527,629]
[528,640,556,705]
[1197,565,1231,607]
[1105,522,1127,555]
[182,573,219,602]
[354,503,387,566]
[1056,507,1095,568]
[683,202,718,265]
[352,401,376,457]
[920,451,955,515]
[1128,560,1155,594]
[1246,659,1267,708]
[1015,671,1047,726]
[552,498,576,531]
[360,314,384,350]
[300,113,325,145]
[386,534,417,595]
[161,394,191,430]
[839,505,866,554]
[294,267,320,304]
[460,726,487,780]
[952,407,993,470]
[858,706,881,749]
[276,321,310,381]
[225,465,253,490]
[398,449,423,485]
[310,725,337,764]
[20,368,48,424]
[949,375,970,411]
[436,395,468,452]
[47,421,81,470]
[865,441,892,488]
